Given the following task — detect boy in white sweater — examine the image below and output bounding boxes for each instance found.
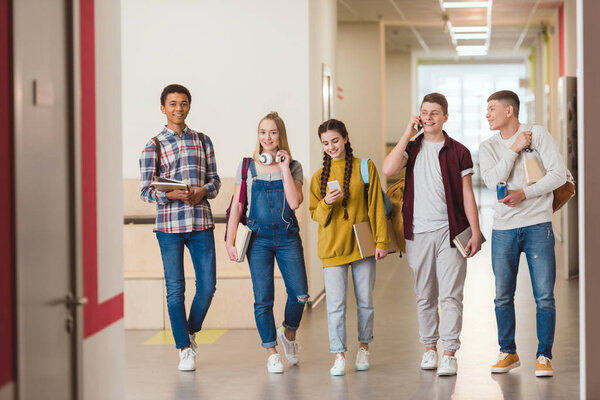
[479,90,566,378]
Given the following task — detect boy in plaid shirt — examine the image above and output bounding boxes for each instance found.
[139,84,221,371]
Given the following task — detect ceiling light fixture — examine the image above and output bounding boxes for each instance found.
[456,45,487,52]
[443,1,489,8]
[451,26,488,33]
[454,33,488,40]
[457,51,487,56]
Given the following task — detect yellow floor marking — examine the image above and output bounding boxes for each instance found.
[144,329,227,345]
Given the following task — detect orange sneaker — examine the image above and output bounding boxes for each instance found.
[491,352,520,373]
[535,356,554,377]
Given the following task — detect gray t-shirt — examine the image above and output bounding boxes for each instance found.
[234,159,303,218]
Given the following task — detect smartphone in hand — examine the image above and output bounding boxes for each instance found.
[415,117,423,131]
[327,180,341,191]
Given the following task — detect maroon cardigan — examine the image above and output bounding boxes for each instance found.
[403,132,473,245]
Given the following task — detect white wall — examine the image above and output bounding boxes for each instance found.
[121,0,310,180]
[336,22,385,168]
[564,0,577,77]
[121,0,337,307]
[307,0,337,300]
[96,0,123,303]
[83,322,124,400]
[385,51,412,144]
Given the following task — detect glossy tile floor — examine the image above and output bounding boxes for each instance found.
[126,190,579,400]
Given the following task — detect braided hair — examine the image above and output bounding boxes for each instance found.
[318,119,353,219]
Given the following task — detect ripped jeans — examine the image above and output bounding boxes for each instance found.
[492,222,556,359]
[247,226,309,348]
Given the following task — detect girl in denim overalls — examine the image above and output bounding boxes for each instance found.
[226,112,309,374]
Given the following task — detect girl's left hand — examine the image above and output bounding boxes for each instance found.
[277,150,291,169]
[375,248,389,260]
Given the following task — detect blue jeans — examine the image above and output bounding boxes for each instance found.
[247,226,309,348]
[156,229,216,349]
[492,222,556,358]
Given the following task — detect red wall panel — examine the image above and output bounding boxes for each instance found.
[0,0,15,388]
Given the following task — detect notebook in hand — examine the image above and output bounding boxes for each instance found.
[235,224,253,262]
[353,221,375,259]
[353,220,399,259]
[452,226,486,258]
[151,177,189,192]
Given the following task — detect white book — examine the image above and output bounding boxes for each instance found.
[151,177,189,192]
[235,224,253,262]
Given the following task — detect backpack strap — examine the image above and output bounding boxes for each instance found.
[198,132,208,168]
[360,158,370,204]
[239,157,251,206]
[152,136,161,178]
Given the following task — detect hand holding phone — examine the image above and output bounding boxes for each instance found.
[405,115,422,138]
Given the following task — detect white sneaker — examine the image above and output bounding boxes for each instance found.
[330,354,346,376]
[277,327,299,365]
[267,353,284,374]
[437,355,458,376]
[189,333,198,352]
[421,350,438,370]
[178,347,196,371]
[355,348,370,371]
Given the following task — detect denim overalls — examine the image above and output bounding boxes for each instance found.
[246,160,309,348]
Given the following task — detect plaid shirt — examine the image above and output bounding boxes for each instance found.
[139,126,221,233]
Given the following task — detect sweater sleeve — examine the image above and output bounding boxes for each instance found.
[309,171,334,227]
[367,160,390,250]
[478,139,519,191]
[522,127,567,199]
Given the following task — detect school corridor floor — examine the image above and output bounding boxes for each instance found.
[125,242,579,400]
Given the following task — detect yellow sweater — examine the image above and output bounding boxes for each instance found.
[309,157,389,267]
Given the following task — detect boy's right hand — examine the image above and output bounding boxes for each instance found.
[226,243,239,262]
[510,130,532,153]
[404,115,422,138]
[324,188,343,205]
[165,189,189,200]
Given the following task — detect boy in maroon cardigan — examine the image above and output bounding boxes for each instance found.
[382,93,482,376]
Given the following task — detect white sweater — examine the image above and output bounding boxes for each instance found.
[478,124,567,230]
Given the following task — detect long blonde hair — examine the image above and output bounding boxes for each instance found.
[252,111,293,162]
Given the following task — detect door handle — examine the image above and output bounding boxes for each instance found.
[62,292,88,307]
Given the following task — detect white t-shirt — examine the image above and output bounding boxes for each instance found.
[411,140,449,233]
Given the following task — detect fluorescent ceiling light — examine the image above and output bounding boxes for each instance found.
[452,26,489,33]
[443,2,490,9]
[456,45,487,52]
[454,33,488,40]
[457,52,487,56]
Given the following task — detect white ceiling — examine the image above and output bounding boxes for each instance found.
[338,0,563,56]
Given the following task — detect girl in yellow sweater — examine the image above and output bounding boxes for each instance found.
[309,119,389,376]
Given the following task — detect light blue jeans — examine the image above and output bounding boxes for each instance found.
[492,222,556,359]
[323,257,376,353]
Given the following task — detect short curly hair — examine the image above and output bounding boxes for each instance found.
[160,84,191,106]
